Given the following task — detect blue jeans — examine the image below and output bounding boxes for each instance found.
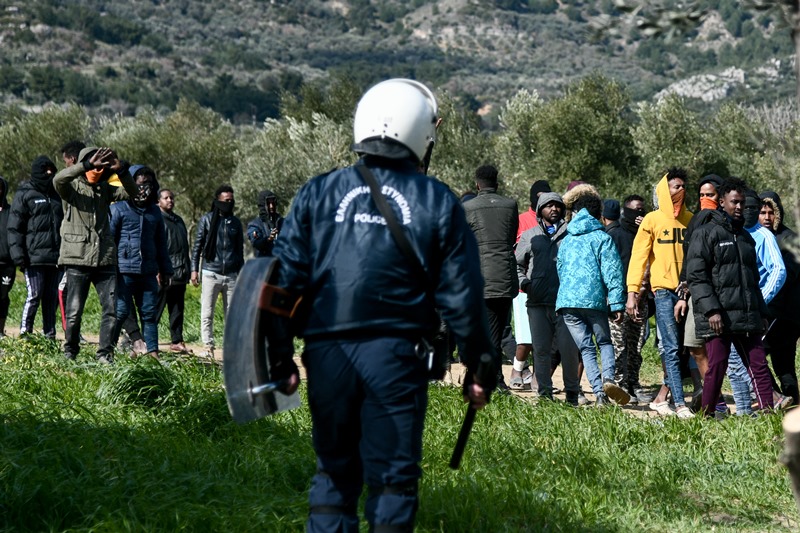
[562,308,616,396]
[727,345,754,415]
[113,273,160,352]
[653,289,686,407]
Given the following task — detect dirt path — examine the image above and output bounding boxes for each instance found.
[11,325,724,419]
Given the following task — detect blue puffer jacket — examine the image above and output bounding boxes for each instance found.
[274,157,494,370]
[556,208,625,313]
[110,201,173,277]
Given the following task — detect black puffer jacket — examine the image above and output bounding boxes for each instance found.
[0,177,12,266]
[463,187,519,298]
[162,209,190,283]
[9,169,64,268]
[686,209,768,337]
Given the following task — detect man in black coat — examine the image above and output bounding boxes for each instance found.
[685,178,774,414]
[463,164,519,388]
[247,190,284,257]
[9,156,64,339]
[156,188,192,354]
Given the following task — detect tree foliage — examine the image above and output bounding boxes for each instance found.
[0,104,89,189]
[1,73,799,230]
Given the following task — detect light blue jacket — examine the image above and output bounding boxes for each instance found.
[556,208,625,313]
[747,222,786,304]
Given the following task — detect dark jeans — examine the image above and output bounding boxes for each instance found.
[112,273,160,353]
[63,266,116,359]
[485,297,512,372]
[21,265,61,338]
[304,337,428,533]
[155,282,186,344]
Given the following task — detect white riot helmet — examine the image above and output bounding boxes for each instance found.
[353,78,438,164]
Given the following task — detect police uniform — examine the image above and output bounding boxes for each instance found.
[274,154,493,532]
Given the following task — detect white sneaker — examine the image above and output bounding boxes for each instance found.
[676,406,695,419]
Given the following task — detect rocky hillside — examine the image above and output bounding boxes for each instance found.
[0,0,795,123]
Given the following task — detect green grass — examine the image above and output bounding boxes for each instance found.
[0,281,798,531]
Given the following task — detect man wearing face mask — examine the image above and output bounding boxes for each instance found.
[685,178,775,415]
[674,174,722,411]
[247,190,284,257]
[109,166,173,358]
[605,195,650,404]
[626,168,695,418]
[54,147,138,363]
[8,156,64,339]
[190,185,244,359]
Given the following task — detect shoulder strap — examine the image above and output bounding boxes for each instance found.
[355,162,433,299]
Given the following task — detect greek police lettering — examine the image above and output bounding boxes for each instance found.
[718,241,734,247]
[335,185,414,224]
[34,199,47,204]
[656,228,686,244]
[353,213,387,225]
[335,186,370,223]
[381,185,413,224]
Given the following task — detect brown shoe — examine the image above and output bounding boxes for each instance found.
[146,350,160,360]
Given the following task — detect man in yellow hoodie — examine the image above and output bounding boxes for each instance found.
[626,168,694,418]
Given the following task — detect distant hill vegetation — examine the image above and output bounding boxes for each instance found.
[0,0,795,123]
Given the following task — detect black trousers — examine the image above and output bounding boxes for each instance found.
[485,297,512,376]
[155,283,187,344]
[0,264,15,329]
[764,318,800,404]
[63,266,116,359]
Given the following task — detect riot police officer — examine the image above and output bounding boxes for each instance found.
[271,79,495,532]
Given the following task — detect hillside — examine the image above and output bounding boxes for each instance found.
[0,0,795,123]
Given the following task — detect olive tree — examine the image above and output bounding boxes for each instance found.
[233,112,353,225]
[0,103,89,190]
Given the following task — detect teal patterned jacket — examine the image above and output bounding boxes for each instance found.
[555,208,626,313]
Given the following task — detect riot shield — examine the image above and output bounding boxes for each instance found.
[222,257,300,423]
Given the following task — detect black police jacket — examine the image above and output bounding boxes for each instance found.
[274,157,494,370]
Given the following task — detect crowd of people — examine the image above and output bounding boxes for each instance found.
[0,141,285,363]
[470,166,799,419]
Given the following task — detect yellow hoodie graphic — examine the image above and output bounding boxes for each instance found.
[626,175,693,292]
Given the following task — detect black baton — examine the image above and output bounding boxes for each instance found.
[449,353,494,469]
